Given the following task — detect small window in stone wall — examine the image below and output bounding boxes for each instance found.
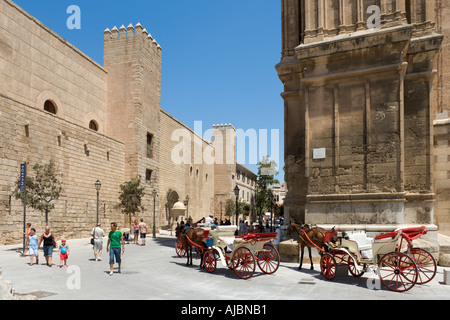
[146,169,152,183]
[89,120,99,131]
[44,100,57,114]
[147,133,153,158]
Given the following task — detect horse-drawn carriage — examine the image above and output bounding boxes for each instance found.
[176,225,280,279]
[288,222,437,292]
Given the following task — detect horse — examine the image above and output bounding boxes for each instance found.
[179,226,207,267]
[287,222,326,270]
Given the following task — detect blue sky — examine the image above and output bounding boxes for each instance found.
[14,0,285,183]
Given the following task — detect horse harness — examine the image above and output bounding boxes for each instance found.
[297,224,325,246]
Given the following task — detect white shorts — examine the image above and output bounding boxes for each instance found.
[29,248,39,256]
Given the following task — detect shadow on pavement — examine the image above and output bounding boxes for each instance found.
[153,237,176,249]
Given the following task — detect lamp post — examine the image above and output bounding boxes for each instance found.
[234,185,240,229]
[152,189,157,238]
[183,195,190,223]
[95,180,101,225]
[269,191,274,232]
[219,200,223,222]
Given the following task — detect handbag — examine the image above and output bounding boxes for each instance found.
[91,227,96,245]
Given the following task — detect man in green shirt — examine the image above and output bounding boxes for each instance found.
[107,222,125,276]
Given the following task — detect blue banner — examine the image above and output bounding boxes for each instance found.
[20,163,26,192]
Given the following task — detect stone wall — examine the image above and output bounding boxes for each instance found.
[0,0,108,133]
[434,120,450,234]
[0,94,125,244]
[159,110,215,228]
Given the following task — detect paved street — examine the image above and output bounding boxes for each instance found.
[1,234,449,301]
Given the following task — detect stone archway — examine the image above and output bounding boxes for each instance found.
[164,189,180,231]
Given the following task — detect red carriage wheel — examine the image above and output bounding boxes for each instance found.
[256,244,280,274]
[203,250,216,273]
[320,253,337,280]
[408,248,437,285]
[347,255,364,278]
[232,247,256,279]
[378,252,418,292]
[176,238,186,257]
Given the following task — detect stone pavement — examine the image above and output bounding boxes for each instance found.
[0,234,450,301]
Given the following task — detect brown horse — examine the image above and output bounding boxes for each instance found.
[287,222,326,270]
[179,226,206,267]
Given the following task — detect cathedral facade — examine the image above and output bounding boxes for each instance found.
[277,0,450,236]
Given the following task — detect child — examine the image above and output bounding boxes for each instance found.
[25,228,39,266]
[58,238,70,267]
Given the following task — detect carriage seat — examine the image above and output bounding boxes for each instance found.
[345,231,374,259]
[209,225,237,251]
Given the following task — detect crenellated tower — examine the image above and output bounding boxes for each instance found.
[103,23,162,182]
[212,124,237,216]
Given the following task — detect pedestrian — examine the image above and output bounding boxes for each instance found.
[58,238,70,268]
[107,222,125,276]
[92,223,105,261]
[244,221,250,235]
[239,219,245,235]
[138,218,147,245]
[23,222,32,239]
[272,225,282,251]
[205,215,214,225]
[132,220,139,245]
[24,228,39,266]
[39,226,56,267]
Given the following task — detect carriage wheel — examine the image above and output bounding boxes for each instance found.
[408,248,437,285]
[256,244,280,274]
[232,247,256,279]
[347,255,364,278]
[176,238,186,257]
[320,253,337,280]
[203,250,216,273]
[378,252,418,292]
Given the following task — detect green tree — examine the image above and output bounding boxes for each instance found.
[13,160,63,225]
[224,198,251,223]
[117,176,146,226]
[256,156,279,218]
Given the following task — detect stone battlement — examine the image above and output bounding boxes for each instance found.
[212,124,235,131]
[104,23,162,51]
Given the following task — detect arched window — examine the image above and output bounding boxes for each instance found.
[89,120,99,131]
[44,100,57,114]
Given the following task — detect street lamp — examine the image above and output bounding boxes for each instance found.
[183,195,190,223]
[152,189,157,238]
[234,185,240,230]
[269,191,274,232]
[95,180,101,225]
